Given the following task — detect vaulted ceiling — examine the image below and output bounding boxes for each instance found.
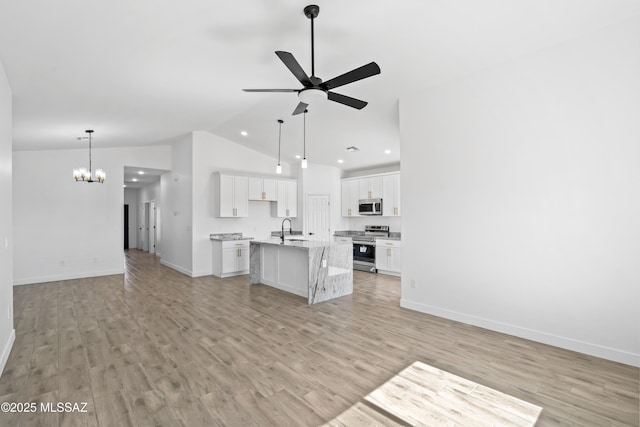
[1,0,638,171]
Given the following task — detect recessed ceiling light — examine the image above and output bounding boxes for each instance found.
[132,178,138,182]
[295,155,301,159]
[138,171,144,175]
[384,149,391,154]
[337,159,344,164]
[240,131,248,137]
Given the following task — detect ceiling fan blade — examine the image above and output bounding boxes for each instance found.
[292,102,309,115]
[275,51,313,87]
[327,92,368,110]
[321,62,381,90]
[242,89,298,92]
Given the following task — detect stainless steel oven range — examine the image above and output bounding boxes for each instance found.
[352,225,389,272]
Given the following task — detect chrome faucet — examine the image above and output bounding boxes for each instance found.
[281,217,292,243]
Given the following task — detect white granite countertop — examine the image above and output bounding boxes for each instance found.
[251,238,351,249]
[210,233,254,241]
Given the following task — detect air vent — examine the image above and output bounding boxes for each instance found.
[346,146,360,152]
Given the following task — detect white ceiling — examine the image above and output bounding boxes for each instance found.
[1,0,638,171]
[123,166,167,189]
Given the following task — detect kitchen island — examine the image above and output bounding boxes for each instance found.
[250,239,353,304]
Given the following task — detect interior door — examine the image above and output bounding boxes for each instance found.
[143,202,150,252]
[149,201,156,254]
[139,202,147,251]
[124,204,129,249]
[306,194,330,241]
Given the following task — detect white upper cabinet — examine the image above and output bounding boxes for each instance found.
[275,179,297,217]
[214,173,249,217]
[248,177,277,201]
[342,173,399,217]
[382,173,401,217]
[359,176,383,199]
[341,180,360,217]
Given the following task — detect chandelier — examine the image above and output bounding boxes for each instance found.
[73,130,105,183]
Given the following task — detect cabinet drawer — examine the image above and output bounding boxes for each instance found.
[221,240,250,249]
[375,239,401,248]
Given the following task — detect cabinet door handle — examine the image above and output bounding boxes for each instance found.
[368,190,372,199]
[387,248,391,256]
[394,207,398,216]
[348,208,351,216]
[262,191,266,200]
[286,208,289,216]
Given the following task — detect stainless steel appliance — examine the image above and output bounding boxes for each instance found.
[358,198,382,215]
[353,225,389,272]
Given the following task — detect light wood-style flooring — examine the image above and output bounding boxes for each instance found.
[0,249,638,426]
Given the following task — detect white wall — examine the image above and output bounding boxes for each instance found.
[191,131,293,277]
[159,137,193,275]
[400,17,640,366]
[13,145,171,285]
[0,58,14,376]
[346,216,402,234]
[124,188,138,249]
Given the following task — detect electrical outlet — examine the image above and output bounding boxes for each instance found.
[322,259,327,268]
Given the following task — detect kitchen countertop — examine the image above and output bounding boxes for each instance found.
[251,238,350,249]
[210,233,254,241]
[334,230,402,241]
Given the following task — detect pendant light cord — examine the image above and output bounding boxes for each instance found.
[303,111,306,158]
[278,119,283,164]
[88,132,92,176]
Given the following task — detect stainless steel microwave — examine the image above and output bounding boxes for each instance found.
[358,198,382,215]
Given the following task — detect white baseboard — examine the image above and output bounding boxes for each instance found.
[159,259,192,277]
[400,298,640,368]
[0,329,15,377]
[192,270,214,278]
[377,270,401,277]
[13,268,124,286]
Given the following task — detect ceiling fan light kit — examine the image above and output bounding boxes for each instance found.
[73,130,105,183]
[298,88,327,105]
[242,4,381,116]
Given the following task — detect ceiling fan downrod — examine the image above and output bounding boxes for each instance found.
[304,5,320,79]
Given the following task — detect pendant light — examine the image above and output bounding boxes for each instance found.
[301,109,308,169]
[276,119,283,174]
[73,130,105,183]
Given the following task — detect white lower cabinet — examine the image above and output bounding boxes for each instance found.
[375,239,401,276]
[212,240,250,278]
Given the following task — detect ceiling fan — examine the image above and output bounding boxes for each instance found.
[242,4,381,116]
